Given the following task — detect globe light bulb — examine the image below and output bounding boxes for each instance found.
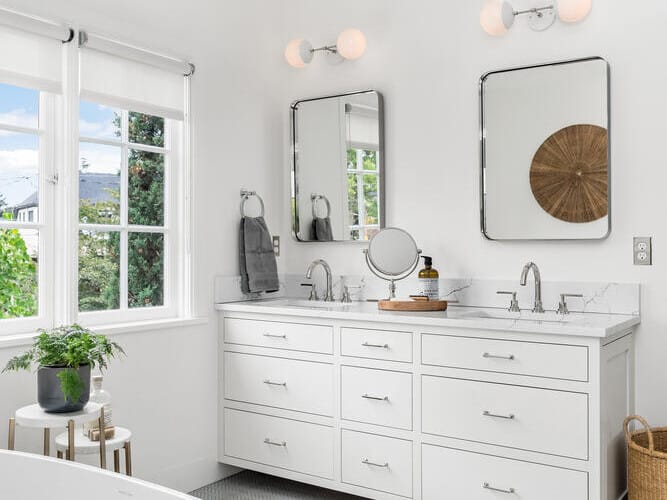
[480,0,515,36]
[557,0,592,22]
[336,29,367,60]
[284,39,313,68]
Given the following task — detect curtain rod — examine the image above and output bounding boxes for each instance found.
[79,31,194,76]
[0,6,73,43]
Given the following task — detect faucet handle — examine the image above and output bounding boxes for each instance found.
[557,293,583,315]
[301,283,318,301]
[340,286,351,303]
[497,291,520,312]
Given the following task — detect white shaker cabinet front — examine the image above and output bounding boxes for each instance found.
[218,309,635,500]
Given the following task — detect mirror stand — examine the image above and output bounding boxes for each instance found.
[363,248,422,299]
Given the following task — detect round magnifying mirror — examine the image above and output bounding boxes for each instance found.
[364,227,422,298]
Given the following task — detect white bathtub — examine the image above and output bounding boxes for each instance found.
[0,450,196,499]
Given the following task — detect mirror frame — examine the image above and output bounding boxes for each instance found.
[479,57,611,241]
[290,89,386,243]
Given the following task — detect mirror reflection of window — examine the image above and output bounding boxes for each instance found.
[345,101,380,241]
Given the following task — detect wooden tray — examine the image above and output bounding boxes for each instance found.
[378,299,448,312]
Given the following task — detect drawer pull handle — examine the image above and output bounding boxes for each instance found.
[263,379,287,387]
[362,393,389,401]
[483,482,515,494]
[483,352,515,360]
[264,333,287,339]
[483,410,515,420]
[362,458,389,468]
[264,438,287,447]
[362,342,389,349]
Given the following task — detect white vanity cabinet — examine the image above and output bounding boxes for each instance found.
[217,304,637,500]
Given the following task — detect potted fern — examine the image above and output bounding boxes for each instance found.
[3,324,124,413]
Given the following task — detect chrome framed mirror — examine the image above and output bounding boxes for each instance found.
[291,90,385,243]
[364,227,421,299]
[480,57,610,240]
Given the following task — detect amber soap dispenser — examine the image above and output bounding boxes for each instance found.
[418,256,439,300]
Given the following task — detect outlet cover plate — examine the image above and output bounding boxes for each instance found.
[272,235,280,257]
[633,237,652,266]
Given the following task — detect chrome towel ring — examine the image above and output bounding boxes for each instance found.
[240,189,265,218]
[311,193,331,219]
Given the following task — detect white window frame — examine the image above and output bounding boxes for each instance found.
[0,90,56,335]
[0,28,192,336]
[346,146,380,240]
[76,107,183,326]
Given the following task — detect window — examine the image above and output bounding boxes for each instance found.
[78,102,175,319]
[0,82,54,327]
[346,148,380,241]
[0,16,191,335]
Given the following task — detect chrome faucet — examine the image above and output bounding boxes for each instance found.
[519,262,544,313]
[306,259,334,302]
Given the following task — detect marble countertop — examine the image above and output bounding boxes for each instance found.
[215,298,640,339]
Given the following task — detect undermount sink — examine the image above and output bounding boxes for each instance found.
[454,308,572,324]
[270,299,351,309]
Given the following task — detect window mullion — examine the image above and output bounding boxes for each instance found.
[120,110,129,311]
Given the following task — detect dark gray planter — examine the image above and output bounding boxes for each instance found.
[37,364,91,413]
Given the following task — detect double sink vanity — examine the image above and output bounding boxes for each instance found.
[216,280,638,500]
[217,55,633,499]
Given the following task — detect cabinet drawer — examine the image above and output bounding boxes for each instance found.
[224,318,333,354]
[341,366,412,430]
[342,430,413,498]
[422,334,588,382]
[224,352,334,416]
[224,409,334,479]
[422,444,587,500]
[422,376,588,459]
[341,327,412,362]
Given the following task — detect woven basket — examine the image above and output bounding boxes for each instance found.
[624,415,667,499]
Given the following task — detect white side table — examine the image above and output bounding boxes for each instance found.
[55,426,132,475]
[8,403,102,462]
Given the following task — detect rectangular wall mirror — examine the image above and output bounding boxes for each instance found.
[291,90,384,242]
[480,57,610,240]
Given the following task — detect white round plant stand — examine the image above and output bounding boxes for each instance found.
[55,426,132,475]
[8,402,102,462]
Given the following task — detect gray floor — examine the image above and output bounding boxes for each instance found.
[189,471,366,500]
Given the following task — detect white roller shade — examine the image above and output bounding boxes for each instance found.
[0,23,67,93]
[79,33,190,120]
[346,103,379,150]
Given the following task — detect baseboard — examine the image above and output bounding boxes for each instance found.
[147,458,240,493]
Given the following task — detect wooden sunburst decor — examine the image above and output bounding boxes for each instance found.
[530,124,608,223]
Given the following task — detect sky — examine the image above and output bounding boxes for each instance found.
[0,83,121,208]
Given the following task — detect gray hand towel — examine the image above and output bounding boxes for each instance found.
[311,217,334,241]
[239,216,279,294]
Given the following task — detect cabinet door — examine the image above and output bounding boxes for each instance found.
[342,366,413,430]
[342,430,413,498]
[224,352,334,416]
[422,375,588,459]
[224,318,333,354]
[422,444,587,500]
[341,327,412,362]
[224,409,334,479]
[422,333,588,381]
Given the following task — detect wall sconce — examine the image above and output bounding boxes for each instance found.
[480,0,592,36]
[284,28,367,68]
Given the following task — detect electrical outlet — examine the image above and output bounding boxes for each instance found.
[272,235,280,256]
[633,237,652,266]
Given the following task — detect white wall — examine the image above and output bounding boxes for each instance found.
[0,0,286,492]
[279,0,667,423]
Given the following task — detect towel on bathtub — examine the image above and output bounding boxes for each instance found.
[239,216,279,294]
